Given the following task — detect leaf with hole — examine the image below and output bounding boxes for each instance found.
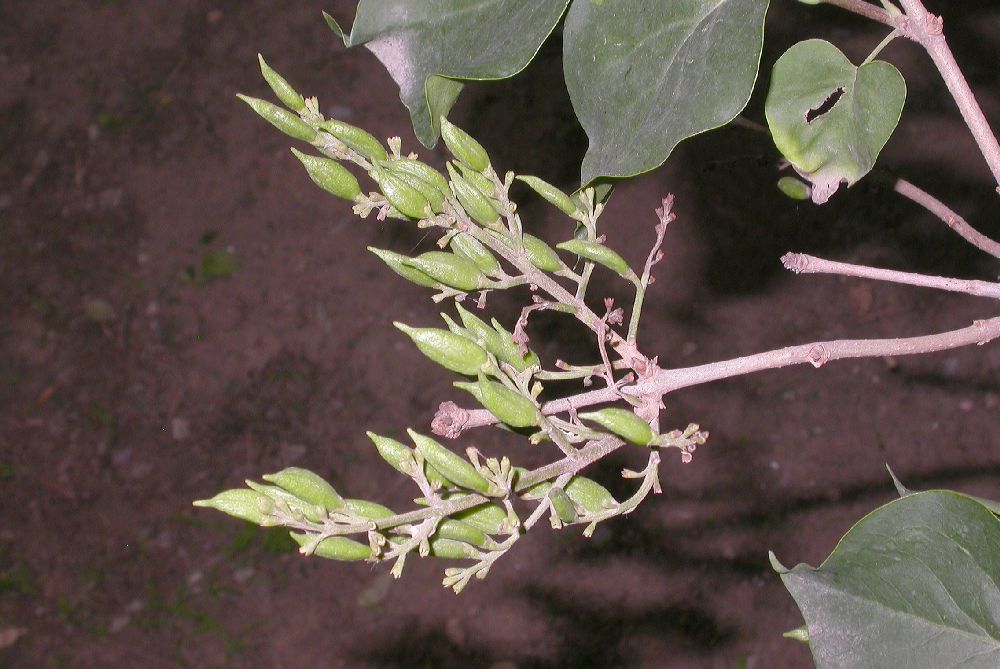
[564,0,769,184]
[773,490,1000,668]
[765,39,905,204]
[327,1,570,147]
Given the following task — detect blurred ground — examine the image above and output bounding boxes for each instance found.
[1,1,999,668]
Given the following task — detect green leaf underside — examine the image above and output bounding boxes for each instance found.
[778,491,1000,669]
[765,39,905,203]
[564,0,769,185]
[339,1,571,147]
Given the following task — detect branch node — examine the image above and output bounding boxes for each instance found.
[781,252,809,274]
[807,344,831,368]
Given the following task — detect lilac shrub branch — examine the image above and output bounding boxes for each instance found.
[894,179,1000,260]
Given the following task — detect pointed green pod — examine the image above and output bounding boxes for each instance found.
[564,476,618,513]
[490,318,540,372]
[454,500,509,534]
[468,375,540,429]
[343,498,395,520]
[368,247,439,288]
[777,176,811,201]
[319,119,387,162]
[262,467,344,510]
[516,175,578,216]
[394,323,489,375]
[257,54,305,112]
[237,94,316,142]
[457,162,497,197]
[437,518,490,548]
[447,163,501,227]
[384,158,450,199]
[455,303,505,357]
[366,431,416,476]
[290,532,372,561]
[484,229,563,273]
[556,239,633,277]
[193,489,273,525]
[382,161,445,212]
[427,536,474,560]
[370,168,432,219]
[440,117,490,171]
[290,148,361,201]
[402,251,484,292]
[578,408,655,446]
[548,487,578,524]
[408,429,491,494]
[245,481,328,522]
[449,233,501,276]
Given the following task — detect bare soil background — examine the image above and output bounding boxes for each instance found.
[1,2,998,668]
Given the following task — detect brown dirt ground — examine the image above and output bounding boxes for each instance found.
[2,2,999,668]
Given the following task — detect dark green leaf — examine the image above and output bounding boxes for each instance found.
[765,39,905,204]
[564,0,769,184]
[332,1,570,147]
[776,491,1000,668]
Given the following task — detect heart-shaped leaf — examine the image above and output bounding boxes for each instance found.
[327,1,570,147]
[765,39,906,204]
[773,490,1000,668]
[563,0,769,185]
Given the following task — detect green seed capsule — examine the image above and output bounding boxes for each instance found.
[490,318,540,372]
[319,119,388,162]
[457,162,497,197]
[343,498,395,520]
[257,54,305,112]
[368,247,439,288]
[237,94,317,142]
[447,164,501,227]
[455,303,505,357]
[564,476,618,513]
[516,175,578,215]
[440,117,490,172]
[262,467,344,510]
[450,233,501,276]
[437,518,490,548]
[290,532,372,562]
[245,481,328,522]
[290,148,361,201]
[556,239,633,278]
[777,176,811,201]
[370,168,432,219]
[385,159,451,199]
[193,489,273,525]
[548,487,578,524]
[484,229,563,273]
[427,536,473,560]
[402,251,484,292]
[578,408,655,446]
[469,375,540,429]
[394,323,489,375]
[408,429,491,494]
[366,431,416,476]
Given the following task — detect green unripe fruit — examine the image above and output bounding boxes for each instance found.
[370,167,432,219]
[319,119,387,162]
[290,148,361,201]
[193,489,273,525]
[394,323,489,375]
[402,251,484,292]
[257,54,305,112]
[556,239,632,277]
[290,532,372,561]
[485,229,563,273]
[777,176,811,201]
[343,498,395,520]
[237,94,316,142]
[365,431,454,488]
[261,467,344,510]
[368,247,439,288]
[454,500,509,534]
[450,233,501,276]
[437,518,490,548]
[408,429,491,494]
[578,408,655,446]
[490,318,540,372]
[457,162,497,197]
[383,158,451,198]
[440,117,490,171]
[564,476,618,513]
[447,163,501,227]
[427,536,474,560]
[548,487,578,524]
[516,175,578,215]
[465,375,540,429]
[455,303,505,357]
[245,481,327,522]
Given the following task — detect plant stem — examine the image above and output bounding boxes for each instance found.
[893,179,1000,260]
[818,0,895,26]
[782,252,1000,300]
[639,316,1000,397]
